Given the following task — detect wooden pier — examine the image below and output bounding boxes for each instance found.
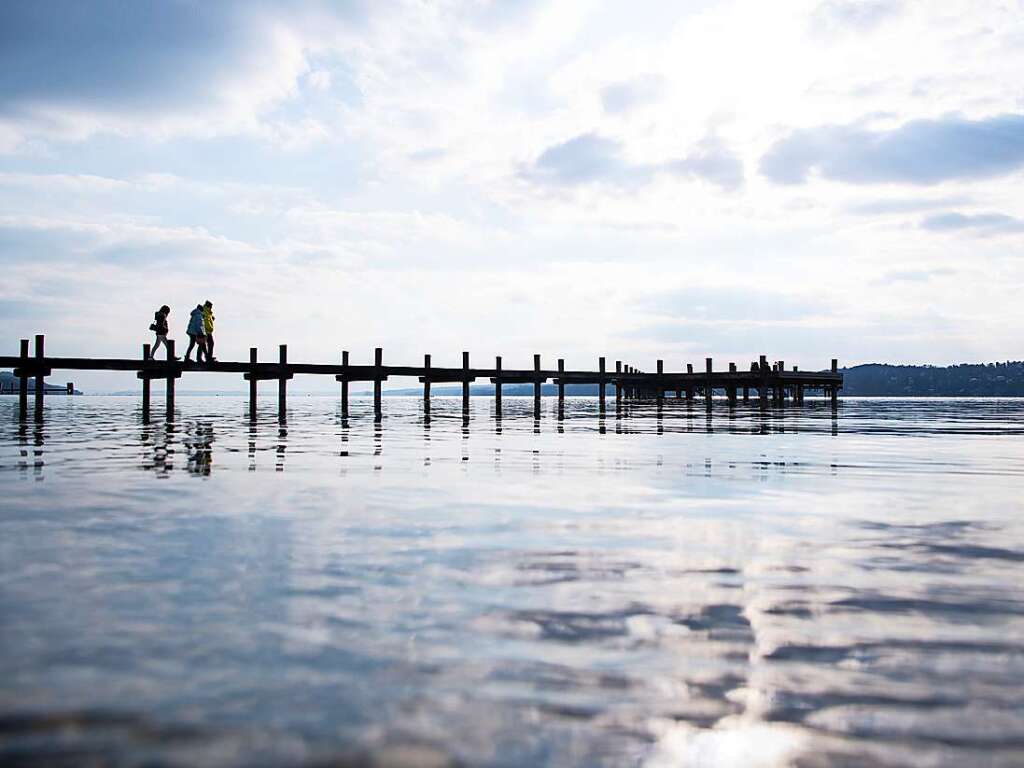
[2,335,843,422]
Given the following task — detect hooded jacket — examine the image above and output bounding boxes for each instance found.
[187,307,206,336]
[202,306,215,335]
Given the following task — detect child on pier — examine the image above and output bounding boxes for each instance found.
[184,304,208,363]
[202,300,216,362]
[149,305,177,360]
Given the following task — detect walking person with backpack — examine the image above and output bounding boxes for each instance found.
[149,305,177,359]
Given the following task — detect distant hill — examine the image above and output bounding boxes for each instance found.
[0,371,81,395]
[841,362,1024,396]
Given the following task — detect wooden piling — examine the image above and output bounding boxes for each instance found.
[614,360,622,407]
[462,351,470,412]
[831,358,839,407]
[536,354,544,415]
[728,362,737,405]
[18,339,28,420]
[142,343,152,421]
[424,353,432,413]
[778,360,786,405]
[249,347,258,418]
[557,358,565,405]
[759,355,768,404]
[494,355,502,413]
[278,344,288,421]
[705,357,713,407]
[686,363,694,400]
[340,350,349,417]
[374,347,383,417]
[656,360,664,403]
[34,335,45,419]
[598,357,606,412]
[165,339,176,420]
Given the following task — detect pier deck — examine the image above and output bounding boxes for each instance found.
[2,335,843,422]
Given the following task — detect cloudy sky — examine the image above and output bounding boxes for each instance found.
[2,0,1022,390]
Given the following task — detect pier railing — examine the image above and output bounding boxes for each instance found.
[2,335,843,422]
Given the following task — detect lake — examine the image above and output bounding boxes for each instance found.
[1,395,1023,767]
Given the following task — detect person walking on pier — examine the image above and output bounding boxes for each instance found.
[184,304,208,363]
[202,300,216,362]
[149,305,177,360]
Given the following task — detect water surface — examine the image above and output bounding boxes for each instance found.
[2,396,1023,766]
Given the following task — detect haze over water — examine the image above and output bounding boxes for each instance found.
[2,396,1023,767]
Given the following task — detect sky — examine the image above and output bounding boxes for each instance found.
[2,0,1023,391]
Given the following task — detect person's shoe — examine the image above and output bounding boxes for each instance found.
[184,357,192,363]
[207,356,218,362]
[171,355,180,361]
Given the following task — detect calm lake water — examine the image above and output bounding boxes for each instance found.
[2,395,1023,767]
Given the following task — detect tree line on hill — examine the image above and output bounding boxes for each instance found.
[841,362,1024,396]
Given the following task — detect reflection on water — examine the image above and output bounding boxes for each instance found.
[1,396,1024,766]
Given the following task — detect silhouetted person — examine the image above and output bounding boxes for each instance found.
[184,304,207,363]
[150,305,177,359]
[202,300,216,362]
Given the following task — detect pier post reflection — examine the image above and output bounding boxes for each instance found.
[276,422,287,472]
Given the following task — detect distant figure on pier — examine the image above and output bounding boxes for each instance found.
[202,300,216,362]
[184,304,208,363]
[149,305,177,360]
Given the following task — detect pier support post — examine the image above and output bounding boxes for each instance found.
[705,357,713,408]
[831,358,839,408]
[656,360,664,405]
[424,354,432,414]
[34,335,45,420]
[557,358,565,406]
[249,347,258,419]
[728,362,737,405]
[278,344,288,422]
[759,355,768,405]
[614,360,622,408]
[778,361,786,406]
[341,351,349,417]
[494,356,502,414]
[598,357,606,413]
[462,351,470,413]
[18,339,29,420]
[536,356,544,417]
[686,363,694,401]
[142,343,151,422]
[165,339,176,420]
[374,347,383,418]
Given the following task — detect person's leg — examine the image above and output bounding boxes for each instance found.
[152,335,166,356]
[197,335,207,363]
[206,334,215,360]
[184,334,197,361]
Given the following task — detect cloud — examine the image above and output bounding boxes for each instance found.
[666,137,745,192]
[601,74,666,114]
[760,114,1024,186]
[638,286,829,322]
[810,0,904,34]
[846,196,970,215]
[919,212,1024,235]
[875,268,956,284]
[525,133,632,185]
[0,0,366,145]
[524,133,744,191]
